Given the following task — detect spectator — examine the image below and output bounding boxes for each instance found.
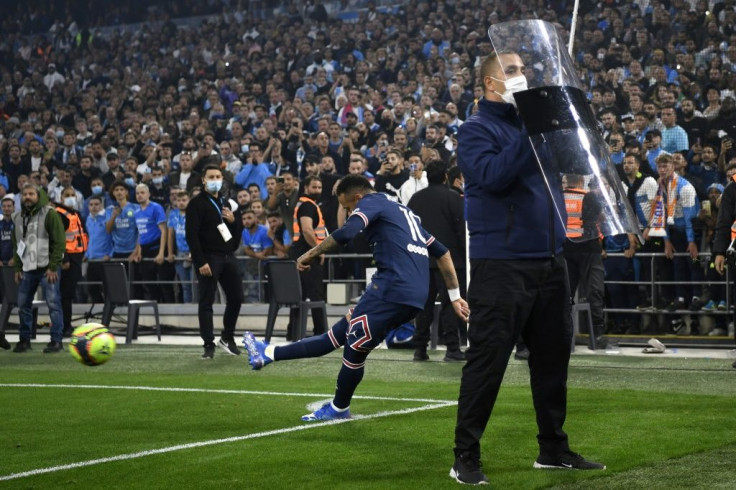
[375,148,409,202]
[11,184,65,353]
[266,211,291,258]
[660,106,689,154]
[132,184,168,302]
[240,209,273,303]
[234,142,274,199]
[84,195,112,304]
[105,180,139,264]
[166,190,192,304]
[399,153,428,204]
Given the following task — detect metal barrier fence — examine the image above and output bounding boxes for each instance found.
[78,252,734,320]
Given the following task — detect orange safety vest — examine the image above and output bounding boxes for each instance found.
[55,206,89,253]
[564,188,587,239]
[293,196,327,244]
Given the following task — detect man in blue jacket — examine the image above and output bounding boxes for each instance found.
[450,51,605,485]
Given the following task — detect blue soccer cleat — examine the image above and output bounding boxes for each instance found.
[242,331,272,370]
[301,402,351,422]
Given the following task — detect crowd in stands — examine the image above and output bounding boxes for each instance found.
[1,0,736,336]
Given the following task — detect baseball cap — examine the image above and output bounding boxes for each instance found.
[2,193,14,202]
[621,113,634,122]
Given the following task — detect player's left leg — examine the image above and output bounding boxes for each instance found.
[301,297,420,421]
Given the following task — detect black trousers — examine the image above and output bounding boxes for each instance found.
[196,253,243,345]
[138,243,162,301]
[564,250,605,327]
[414,267,465,351]
[60,254,83,333]
[86,260,105,303]
[454,256,571,459]
[288,248,326,338]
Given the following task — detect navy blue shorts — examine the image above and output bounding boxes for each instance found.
[344,294,421,354]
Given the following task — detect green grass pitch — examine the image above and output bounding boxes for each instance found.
[1,344,735,489]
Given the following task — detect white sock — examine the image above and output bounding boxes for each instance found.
[330,401,349,412]
[264,345,275,361]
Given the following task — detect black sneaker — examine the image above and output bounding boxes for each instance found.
[413,348,429,362]
[688,297,704,312]
[201,343,215,359]
[43,341,63,353]
[444,349,466,362]
[666,299,686,312]
[534,450,606,470]
[218,338,241,356]
[0,335,10,350]
[13,339,31,353]
[450,453,489,485]
[514,348,530,360]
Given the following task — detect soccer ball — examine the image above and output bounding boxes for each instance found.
[69,323,117,366]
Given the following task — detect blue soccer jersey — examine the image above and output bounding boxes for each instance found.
[106,202,140,254]
[167,209,189,253]
[331,192,448,309]
[135,201,167,247]
[241,224,273,253]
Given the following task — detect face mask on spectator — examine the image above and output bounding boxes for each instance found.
[92,185,103,195]
[125,177,136,187]
[63,197,76,208]
[152,177,164,185]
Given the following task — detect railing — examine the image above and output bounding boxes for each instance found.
[602,251,732,316]
[78,252,734,319]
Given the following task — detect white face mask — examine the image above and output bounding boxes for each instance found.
[491,75,528,107]
[63,197,76,208]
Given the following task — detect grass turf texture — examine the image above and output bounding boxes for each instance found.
[1,345,734,489]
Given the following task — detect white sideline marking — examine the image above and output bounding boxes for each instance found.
[0,401,456,482]
[0,383,451,404]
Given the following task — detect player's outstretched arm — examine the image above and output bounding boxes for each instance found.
[297,235,339,271]
[436,251,470,322]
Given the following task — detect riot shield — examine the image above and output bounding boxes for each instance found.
[488,20,643,243]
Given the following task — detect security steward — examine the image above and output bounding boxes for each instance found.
[288,175,327,339]
[562,174,606,349]
[56,186,89,337]
[713,172,736,369]
[185,163,244,359]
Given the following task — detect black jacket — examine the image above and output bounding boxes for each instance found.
[407,183,465,269]
[185,191,242,268]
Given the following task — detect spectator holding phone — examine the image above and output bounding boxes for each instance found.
[375,148,409,202]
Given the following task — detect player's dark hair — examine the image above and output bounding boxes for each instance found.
[426,160,448,185]
[336,174,373,197]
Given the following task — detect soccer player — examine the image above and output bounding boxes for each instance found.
[244,174,469,422]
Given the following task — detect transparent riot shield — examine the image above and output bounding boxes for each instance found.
[488,20,643,243]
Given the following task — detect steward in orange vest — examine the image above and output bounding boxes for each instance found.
[55,200,88,337]
[55,205,89,254]
[292,196,327,245]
